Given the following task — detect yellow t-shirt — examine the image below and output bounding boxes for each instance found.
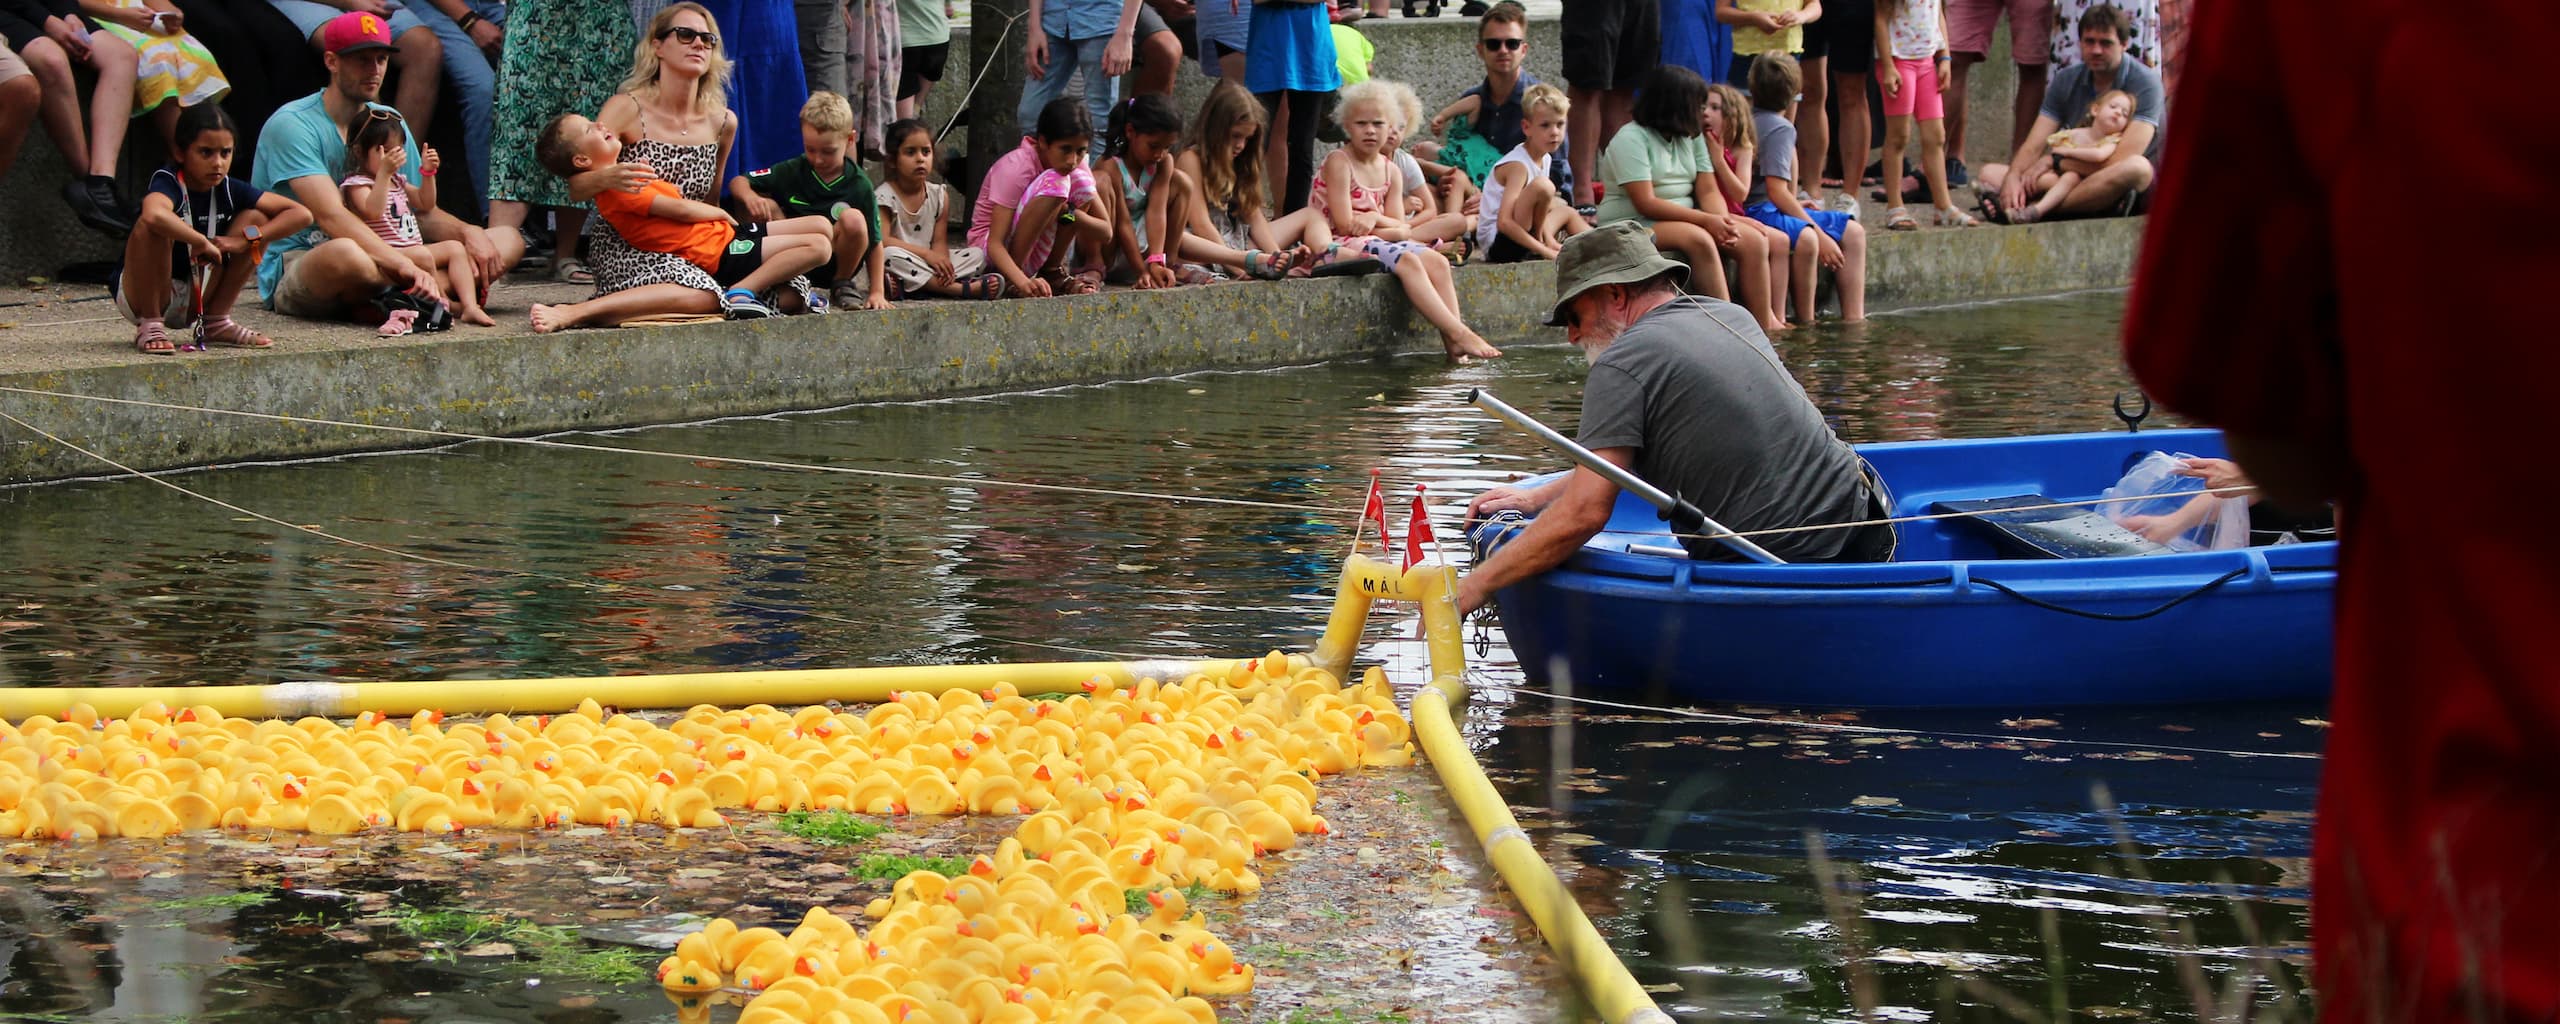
[1731,0,1804,56]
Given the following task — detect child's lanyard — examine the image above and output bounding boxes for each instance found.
[158,168,229,255]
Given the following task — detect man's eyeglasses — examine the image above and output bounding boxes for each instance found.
[659,26,718,48]
[1480,37,1523,51]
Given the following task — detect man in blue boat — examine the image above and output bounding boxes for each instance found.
[1455,221,1892,615]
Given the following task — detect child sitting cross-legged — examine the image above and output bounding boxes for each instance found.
[117,104,311,354]
[1315,79,1501,361]
[1740,55,1866,322]
[874,118,1006,300]
[1473,82,1586,262]
[538,113,834,320]
[733,91,892,310]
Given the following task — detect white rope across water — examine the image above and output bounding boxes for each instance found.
[1466,670,2323,761]
[0,405,1168,664]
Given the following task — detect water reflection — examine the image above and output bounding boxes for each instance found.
[0,290,2315,1020]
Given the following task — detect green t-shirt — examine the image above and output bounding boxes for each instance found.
[1593,125,1710,228]
[743,156,883,243]
[899,0,949,48]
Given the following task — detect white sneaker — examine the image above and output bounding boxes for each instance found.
[1827,192,1861,220]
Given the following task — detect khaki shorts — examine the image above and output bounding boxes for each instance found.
[267,247,357,320]
[0,37,31,88]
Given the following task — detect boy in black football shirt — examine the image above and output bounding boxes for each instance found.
[732,92,891,309]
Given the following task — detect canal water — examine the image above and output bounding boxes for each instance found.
[0,290,2316,1021]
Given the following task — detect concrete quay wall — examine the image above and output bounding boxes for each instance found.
[0,216,2140,485]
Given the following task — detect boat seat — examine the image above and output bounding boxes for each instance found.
[1931,494,2173,559]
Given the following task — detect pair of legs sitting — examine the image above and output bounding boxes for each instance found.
[118,211,277,354]
[1646,215,1786,333]
[527,218,831,332]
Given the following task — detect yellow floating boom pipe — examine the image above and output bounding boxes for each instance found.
[1317,554,1670,1024]
[0,656,1294,722]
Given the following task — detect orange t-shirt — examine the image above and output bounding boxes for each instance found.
[593,179,734,273]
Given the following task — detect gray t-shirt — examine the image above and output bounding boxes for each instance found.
[1746,109,1796,207]
[1577,296,1873,562]
[2041,56,2165,159]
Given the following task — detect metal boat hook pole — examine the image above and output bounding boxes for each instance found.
[1467,388,1787,565]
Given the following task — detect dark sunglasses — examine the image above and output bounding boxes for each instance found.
[1480,36,1523,51]
[658,25,718,47]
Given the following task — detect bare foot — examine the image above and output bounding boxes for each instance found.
[461,307,499,327]
[528,303,574,334]
[1762,317,1790,333]
[1445,332,1503,360]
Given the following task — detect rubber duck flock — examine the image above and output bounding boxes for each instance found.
[0,653,1420,1023]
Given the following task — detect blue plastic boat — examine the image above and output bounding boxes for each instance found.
[1467,429,2335,708]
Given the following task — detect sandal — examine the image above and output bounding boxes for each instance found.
[1976,188,2011,225]
[133,320,176,355]
[376,309,419,337]
[197,317,274,349]
[553,258,592,285]
[1050,270,1101,295]
[1884,206,1919,231]
[958,273,1009,300]
[1933,205,1980,228]
[1241,249,1288,281]
[2005,201,2040,225]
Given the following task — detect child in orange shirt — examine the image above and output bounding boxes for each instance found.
[537,113,834,319]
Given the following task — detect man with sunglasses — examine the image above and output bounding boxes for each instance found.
[1419,4,1570,195]
[1455,222,1889,615]
[250,11,508,322]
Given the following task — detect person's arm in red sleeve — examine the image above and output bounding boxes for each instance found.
[2119,0,2349,508]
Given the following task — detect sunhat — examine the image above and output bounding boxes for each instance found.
[1544,221,1690,327]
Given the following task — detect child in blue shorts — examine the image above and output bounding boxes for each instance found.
[1742,54,1866,323]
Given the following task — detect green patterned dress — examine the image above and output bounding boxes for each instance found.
[486,0,640,208]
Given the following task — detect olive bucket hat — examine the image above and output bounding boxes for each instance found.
[1544,221,1691,327]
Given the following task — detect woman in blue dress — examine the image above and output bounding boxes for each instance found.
[696,0,809,175]
[1658,0,1733,85]
[1242,0,1335,213]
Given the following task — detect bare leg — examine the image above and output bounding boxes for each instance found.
[1833,67,1871,196]
[21,40,92,176]
[2052,156,2154,215]
[1880,113,1913,211]
[1011,194,1067,274]
[1722,220,1781,332]
[428,241,493,324]
[1514,177,1557,246]
[832,213,870,282]
[390,26,443,134]
[486,199,530,270]
[1134,30,1179,97]
[121,226,176,321]
[2023,170,2078,219]
[530,282,720,332]
[1393,250,1498,360]
[1797,55,1828,201]
[82,34,137,175]
[2009,64,2048,153]
[1837,220,1867,322]
[147,99,181,161]
[1787,225,1818,323]
[1652,221,1727,299]
[1566,86,1602,206]
[1918,117,1954,213]
[0,73,37,179]
[732,234,832,295]
[1947,52,1980,164]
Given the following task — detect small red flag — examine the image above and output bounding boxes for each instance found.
[1360,469,1393,557]
[1403,485,1435,569]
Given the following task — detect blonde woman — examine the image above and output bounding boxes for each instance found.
[536,3,809,331]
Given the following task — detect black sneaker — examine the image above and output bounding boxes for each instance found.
[1946,159,1970,188]
[62,177,131,235]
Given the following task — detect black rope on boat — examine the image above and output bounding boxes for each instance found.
[1972,567,2250,621]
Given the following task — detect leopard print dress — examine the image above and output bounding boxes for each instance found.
[586,127,811,302]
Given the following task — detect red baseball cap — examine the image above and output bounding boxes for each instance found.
[320,11,396,53]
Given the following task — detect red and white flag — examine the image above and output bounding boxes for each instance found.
[1403,485,1435,569]
[1360,469,1393,558]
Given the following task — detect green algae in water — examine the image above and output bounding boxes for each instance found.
[772,809,892,846]
[387,906,654,983]
[853,852,972,879]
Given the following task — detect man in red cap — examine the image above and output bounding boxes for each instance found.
[2122,1,2560,1018]
[247,10,509,324]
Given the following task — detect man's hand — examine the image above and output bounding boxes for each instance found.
[399,259,445,301]
[741,193,782,223]
[2175,457,2253,493]
[1999,171,2029,221]
[460,225,502,282]
[466,17,501,51]
[1103,30,1133,76]
[1466,482,1551,522]
[1026,33,1049,75]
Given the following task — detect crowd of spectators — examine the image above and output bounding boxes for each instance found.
[0,0,2166,356]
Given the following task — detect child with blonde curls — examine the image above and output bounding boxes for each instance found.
[1316,79,1500,360]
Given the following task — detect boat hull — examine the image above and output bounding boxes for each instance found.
[1470,430,2335,708]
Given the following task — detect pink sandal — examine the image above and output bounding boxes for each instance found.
[376,309,419,337]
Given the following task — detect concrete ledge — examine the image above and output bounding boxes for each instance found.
[0,215,2138,484]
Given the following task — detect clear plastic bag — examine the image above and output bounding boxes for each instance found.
[2101,451,2250,552]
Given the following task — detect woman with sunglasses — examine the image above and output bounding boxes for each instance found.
[535,2,814,331]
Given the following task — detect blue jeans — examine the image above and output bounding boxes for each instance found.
[1015,33,1115,158]
[271,0,496,215]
